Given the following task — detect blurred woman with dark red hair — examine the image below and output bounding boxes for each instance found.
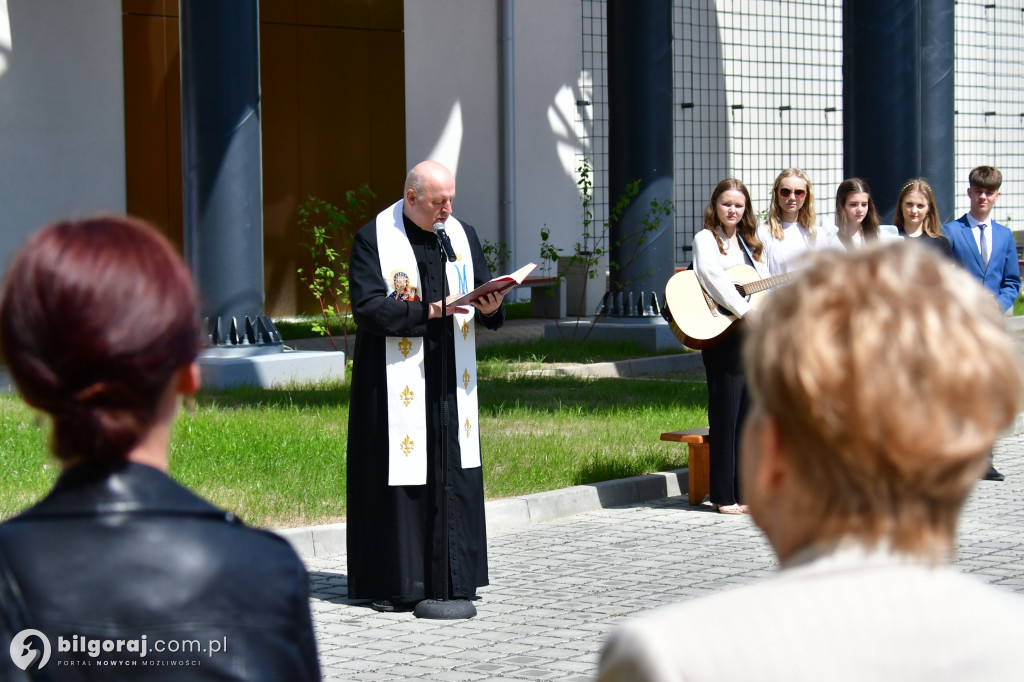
[0,215,320,679]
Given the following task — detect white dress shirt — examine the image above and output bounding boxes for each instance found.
[965,213,992,264]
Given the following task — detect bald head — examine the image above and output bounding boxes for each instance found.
[404,161,456,232]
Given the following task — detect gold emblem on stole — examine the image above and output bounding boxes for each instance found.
[460,319,469,340]
[464,418,472,438]
[400,435,414,457]
[462,368,471,389]
[400,386,414,407]
[398,337,412,358]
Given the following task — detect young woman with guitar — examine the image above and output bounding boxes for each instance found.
[834,177,899,249]
[763,168,841,275]
[690,178,769,514]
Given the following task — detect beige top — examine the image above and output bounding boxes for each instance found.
[598,541,1024,682]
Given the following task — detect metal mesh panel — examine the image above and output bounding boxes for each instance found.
[954,1,1024,227]
[672,0,844,264]
[580,0,609,247]
[579,0,1023,267]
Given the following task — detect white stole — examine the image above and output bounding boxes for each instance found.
[376,200,481,486]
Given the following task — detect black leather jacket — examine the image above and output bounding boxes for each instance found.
[0,461,320,680]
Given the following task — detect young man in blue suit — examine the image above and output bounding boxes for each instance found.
[943,166,1021,481]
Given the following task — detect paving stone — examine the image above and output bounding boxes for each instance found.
[307,432,1024,680]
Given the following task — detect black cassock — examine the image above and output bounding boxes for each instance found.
[346,212,504,603]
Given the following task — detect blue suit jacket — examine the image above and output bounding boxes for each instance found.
[943,215,1021,312]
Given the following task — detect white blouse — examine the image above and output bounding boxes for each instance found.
[691,227,770,318]
[836,224,902,250]
[762,221,842,276]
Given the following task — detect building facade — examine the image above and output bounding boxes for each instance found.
[0,0,1019,316]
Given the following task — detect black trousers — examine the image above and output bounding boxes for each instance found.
[700,329,749,506]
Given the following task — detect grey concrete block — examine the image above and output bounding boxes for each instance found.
[198,349,346,390]
[486,498,532,532]
[526,486,603,523]
[277,527,315,557]
[311,523,347,557]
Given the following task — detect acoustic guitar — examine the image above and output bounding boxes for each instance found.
[663,265,793,350]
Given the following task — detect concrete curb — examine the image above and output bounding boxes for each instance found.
[275,467,691,559]
[277,410,1024,560]
[484,468,688,529]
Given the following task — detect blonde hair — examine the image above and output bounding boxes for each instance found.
[895,178,942,238]
[744,242,1022,556]
[768,168,816,241]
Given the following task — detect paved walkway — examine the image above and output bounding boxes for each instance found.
[306,434,1024,681]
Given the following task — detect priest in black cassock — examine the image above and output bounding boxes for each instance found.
[346,160,506,612]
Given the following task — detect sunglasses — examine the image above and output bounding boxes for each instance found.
[778,188,806,198]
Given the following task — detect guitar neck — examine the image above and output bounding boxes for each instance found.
[736,272,794,297]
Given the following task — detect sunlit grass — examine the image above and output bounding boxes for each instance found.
[0,341,707,529]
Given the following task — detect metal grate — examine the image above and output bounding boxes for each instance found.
[580,0,609,250]
[672,0,844,265]
[580,0,1023,268]
[954,1,1024,228]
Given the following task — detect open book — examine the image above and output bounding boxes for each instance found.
[446,262,538,307]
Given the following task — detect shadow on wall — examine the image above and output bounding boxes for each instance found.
[536,0,732,270]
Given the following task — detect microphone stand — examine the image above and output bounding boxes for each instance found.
[415,228,477,620]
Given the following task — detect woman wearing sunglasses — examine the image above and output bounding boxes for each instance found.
[894,178,954,258]
[834,178,900,249]
[763,168,841,275]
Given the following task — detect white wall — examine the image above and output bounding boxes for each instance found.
[0,0,126,265]
[404,0,586,273]
[513,0,587,271]
[404,0,501,241]
[954,0,1024,226]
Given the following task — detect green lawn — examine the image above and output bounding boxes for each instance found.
[0,339,707,529]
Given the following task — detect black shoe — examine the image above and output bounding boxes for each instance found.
[369,598,418,612]
[984,466,1005,481]
[369,599,395,612]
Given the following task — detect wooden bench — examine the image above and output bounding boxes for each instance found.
[660,427,710,505]
[520,276,565,319]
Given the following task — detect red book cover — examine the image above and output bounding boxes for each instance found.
[446,262,538,307]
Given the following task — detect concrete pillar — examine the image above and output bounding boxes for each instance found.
[843,0,955,222]
[606,0,674,317]
[180,0,275,346]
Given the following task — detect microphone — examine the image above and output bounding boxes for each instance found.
[434,222,457,262]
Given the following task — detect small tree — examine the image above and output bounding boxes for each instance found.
[296,185,376,350]
[542,157,674,341]
[481,238,511,275]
